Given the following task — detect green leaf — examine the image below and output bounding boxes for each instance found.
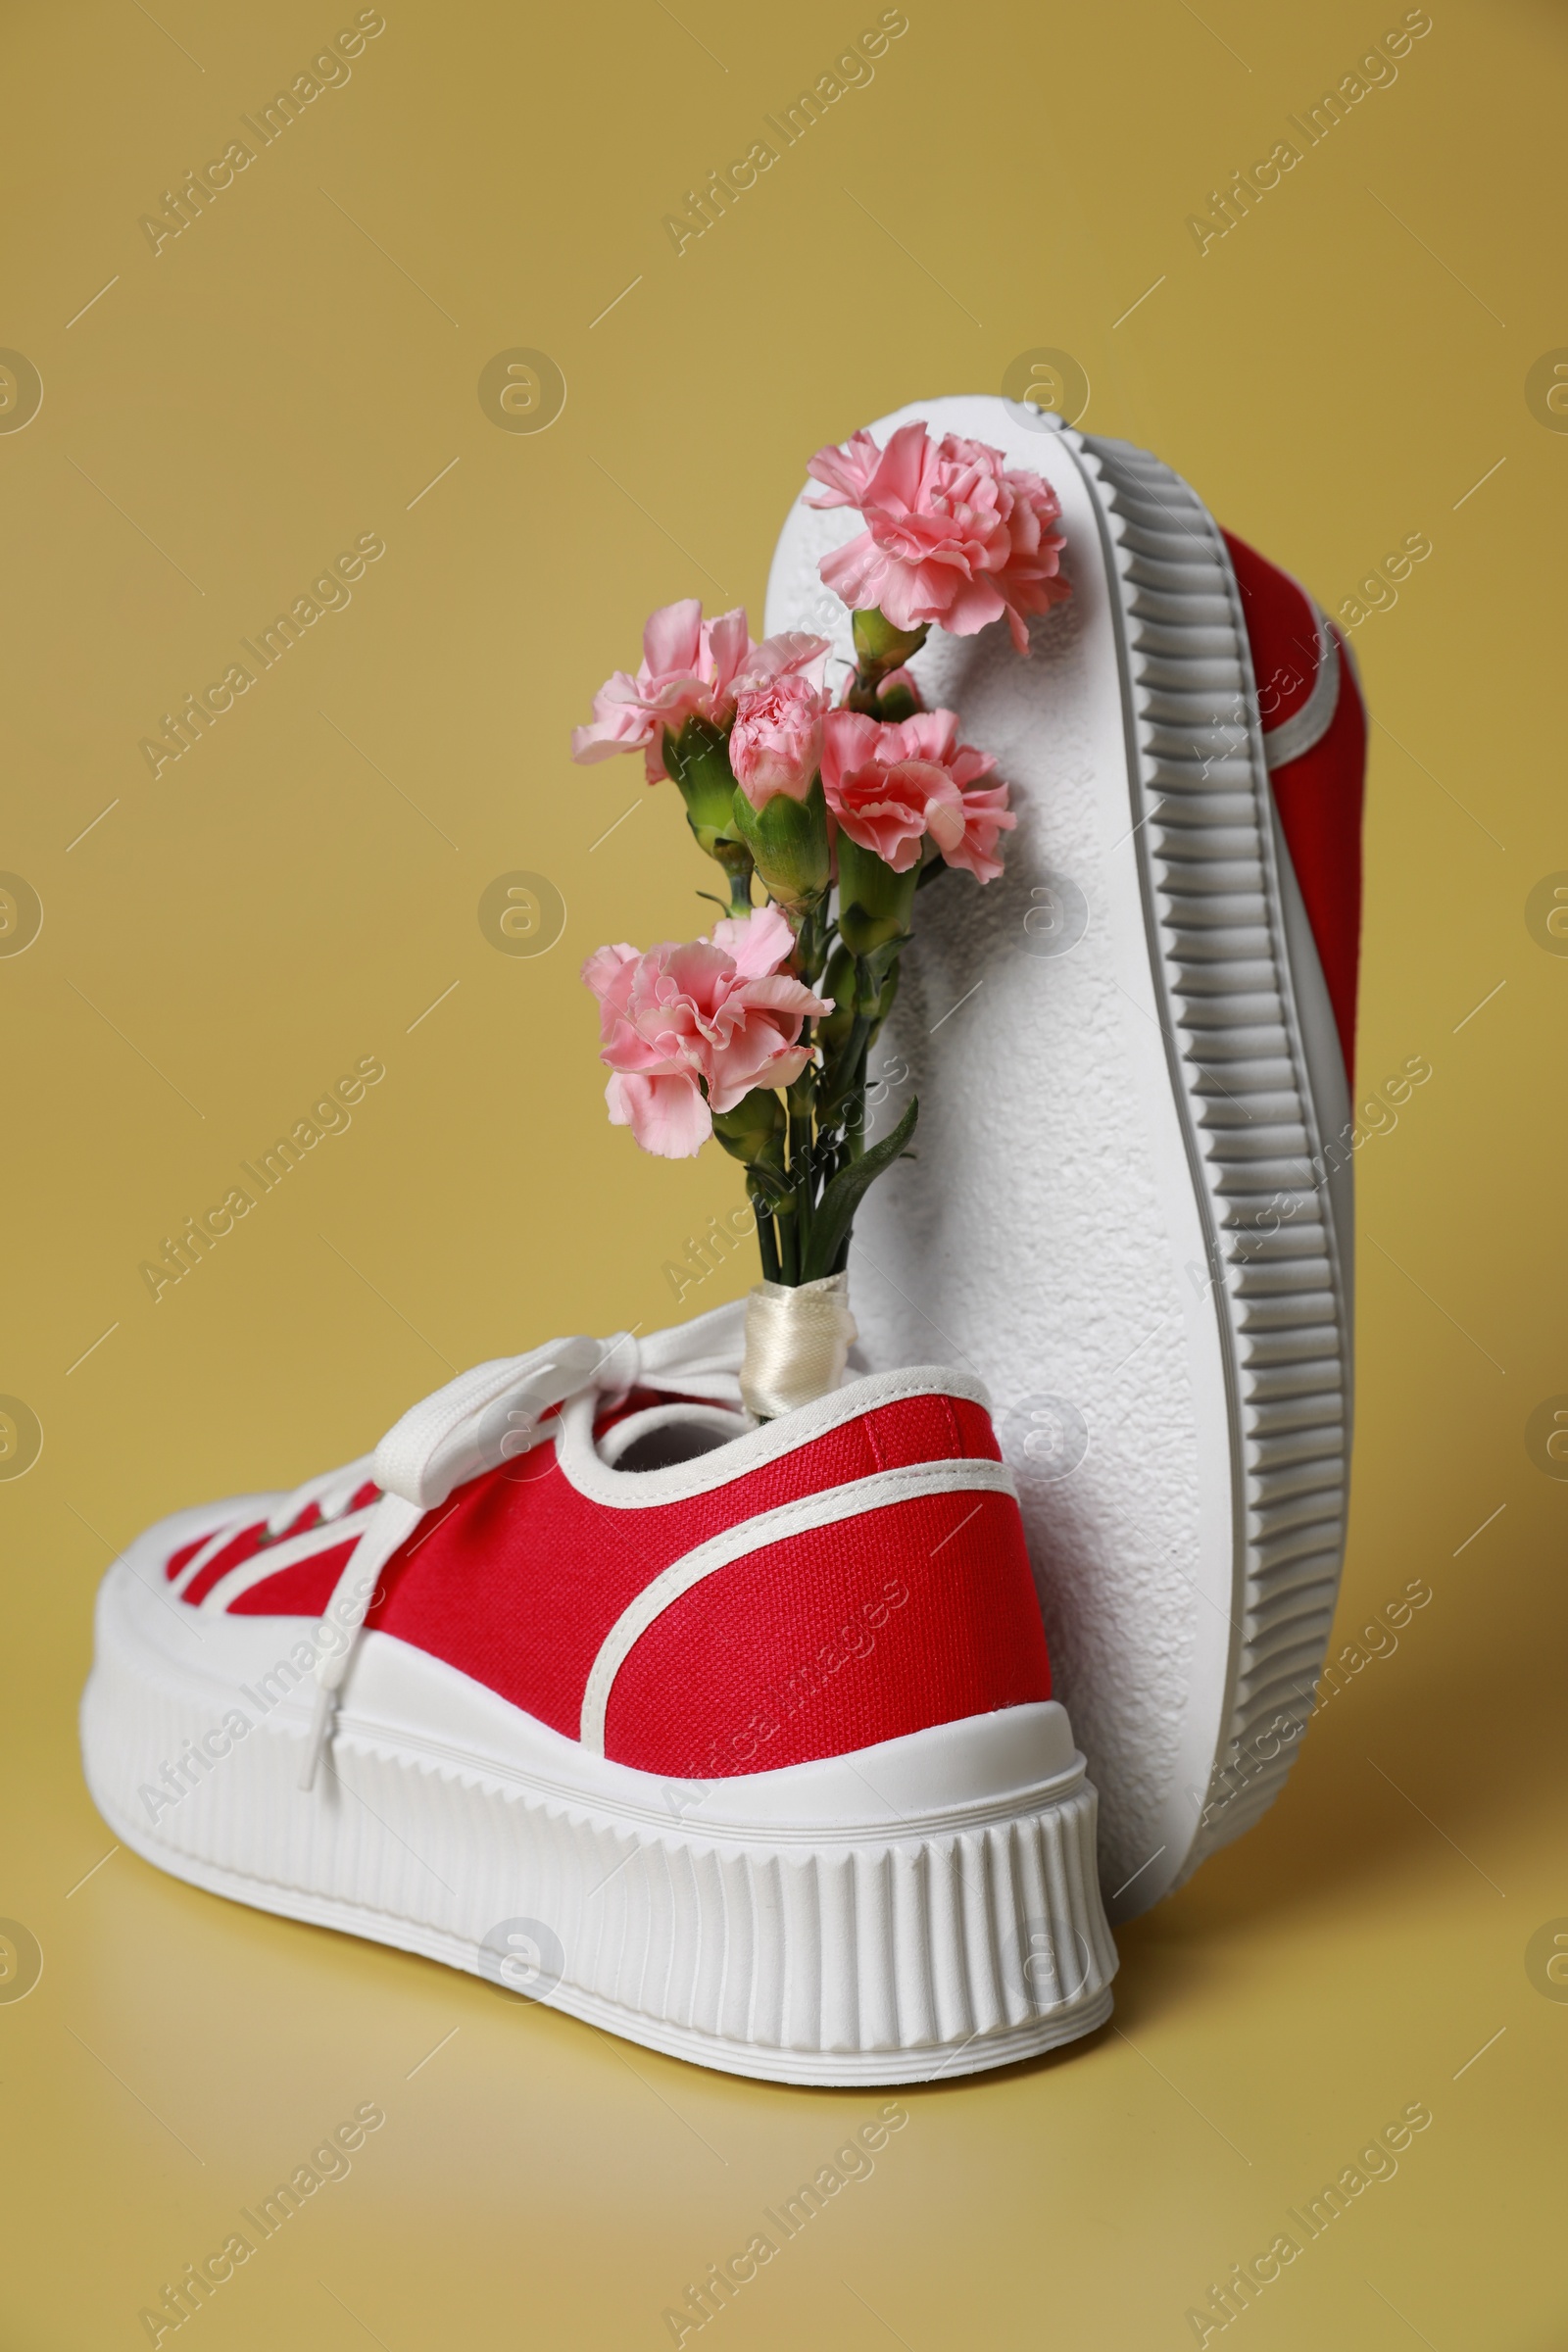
[801,1096,918,1283]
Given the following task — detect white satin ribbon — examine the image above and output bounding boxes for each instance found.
[740,1273,858,1420]
[299,1296,748,1788]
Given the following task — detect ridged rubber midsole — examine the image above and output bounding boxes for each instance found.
[1073,428,1352,1892]
[81,1553,1118,2082]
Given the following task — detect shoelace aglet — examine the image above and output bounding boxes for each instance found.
[299,1686,335,1791]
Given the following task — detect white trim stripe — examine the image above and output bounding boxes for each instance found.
[170,1517,250,1599]
[198,1505,377,1614]
[1263,599,1341,771]
[577,1459,1015,1755]
[557,1363,994,1513]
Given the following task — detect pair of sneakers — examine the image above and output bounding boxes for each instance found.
[81,397,1363,2086]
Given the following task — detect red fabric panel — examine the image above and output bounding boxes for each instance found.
[856,1391,964,1471]
[952,1396,1003,1462]
[363,1458,627,1735]
[1223,530,1322,733]
[1222,528,1366,1082]
[1265,631,1365,1085]
[604,1488,1052,1777]
[181,1501,333,1605]
[227,1542,360,1616]
[170,1488,375,1584]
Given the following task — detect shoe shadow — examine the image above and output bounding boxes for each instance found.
[1089,1568,1550,2037]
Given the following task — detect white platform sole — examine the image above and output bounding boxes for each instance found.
[766,399,1353,1918]
[81,1521,1116,2085]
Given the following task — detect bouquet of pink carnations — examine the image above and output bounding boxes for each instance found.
[572,422,1069,1416]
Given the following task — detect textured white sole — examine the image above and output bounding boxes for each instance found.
[81,1533,1116,2085]
[765,399,1352,1918]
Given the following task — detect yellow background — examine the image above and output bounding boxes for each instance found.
[3,0,1565,2342]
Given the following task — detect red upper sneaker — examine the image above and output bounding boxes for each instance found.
[163,1337,1050,1779]
[81,1298,1117,2085]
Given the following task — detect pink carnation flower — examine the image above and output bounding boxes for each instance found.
[808,422,1069,655]
[581,905,832,1159]
[728,634,831,807]
[820,708,1016,883]
[571,599,753,783]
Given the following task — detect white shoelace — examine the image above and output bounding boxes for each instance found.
[262,1454,380,1540]
[171,1451,379,1602]
[296,1298,748,1788]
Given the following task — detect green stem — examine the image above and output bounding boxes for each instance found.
[816,952,887,1132]
[785,889,832,988]
[749,1186,782,1284]
[846,1031,871,1156]
[711,837,755,919]
[818,1018,870,1132]
[777,1202,799,1283]
[786,1076,815,1266]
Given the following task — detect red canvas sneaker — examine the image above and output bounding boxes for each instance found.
[768,398,1367,1921]
[81,1298,1116,2085]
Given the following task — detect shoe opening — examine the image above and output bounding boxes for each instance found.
[596,1401,751,1473]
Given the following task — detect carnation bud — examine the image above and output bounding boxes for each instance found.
[710,1082,785,1195]
[710,1082,785,1156]
[852,606,928,677]
[873,666,924,723]
[835,833,918,956]
[731,775,831,908]
[663,715,745,858]
[817,943,899,1060]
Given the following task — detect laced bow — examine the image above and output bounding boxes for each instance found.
[298,1297,747,1788]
